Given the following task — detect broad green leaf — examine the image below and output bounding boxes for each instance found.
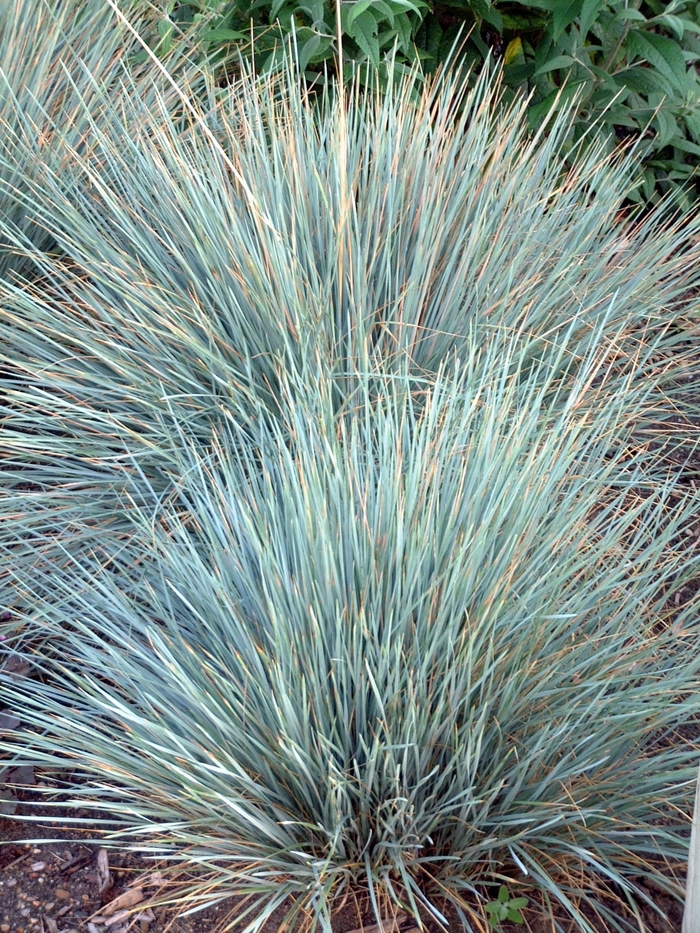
[533,53,575,75]
[416,15,442,63]
[468,0,493,18]
[515,0,555,10]
[651,13,686,40]
[619,64,674,98]
[578,0,605,38]
[527,79,585,126]
[533,31,553,68]
[201,27,247,41]
[661,0,688,12]
[626,30,688,91]
[638,166,655,200]
[649,158,696,176]
[482,4,504,30]
[383,0,426,14]
[612,8,646,23]
[671,136,700,155]
[471,29,493,59]
[297,0,326,22]
[348,8,380,65]
[587,63,624,90]
[377,24,399,47]
[347,0,378,28]
[270,0,288,22]
[552,0,583,42]
[297,33,321,70]
[604,107,638,128]
[652,109,680,150]
[156,18,174,54]
[368,0,398,24]
[505,60,537,84]
[502,10,551,30]
[504,37,524,66]
[684,109,700,141]
[259,44,287,72]
[393,12,413,52]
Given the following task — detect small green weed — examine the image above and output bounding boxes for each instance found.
[484,887,528,928]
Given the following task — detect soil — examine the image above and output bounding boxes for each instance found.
[0,812,228,933]
[0,801,687,933]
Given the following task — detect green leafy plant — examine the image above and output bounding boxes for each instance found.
[484,886,528,928]
[417,0,700,207]
[1,39,700,933]
[129,0,700,206]
[139,0,429,78]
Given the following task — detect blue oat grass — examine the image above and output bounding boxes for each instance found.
[1,26,700,933]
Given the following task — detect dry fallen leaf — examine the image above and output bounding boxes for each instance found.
[104,909,131,928]
[97,848,113,893]
[99,886,144,917]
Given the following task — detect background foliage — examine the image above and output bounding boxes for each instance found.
[135,0,700,208]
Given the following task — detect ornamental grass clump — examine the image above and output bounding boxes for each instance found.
[1,35,700,933]
[0,0,110,280]
[0,0,205,284]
